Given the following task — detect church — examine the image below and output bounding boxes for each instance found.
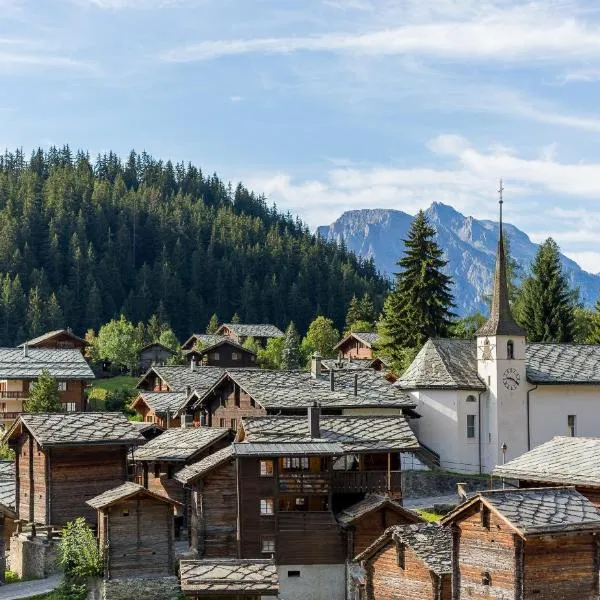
[397,195,600,474]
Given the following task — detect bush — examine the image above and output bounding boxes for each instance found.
[104,387,137,415]
[4,570,19,583]
[58,518,102,581]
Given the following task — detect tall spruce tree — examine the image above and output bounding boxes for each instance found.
[378,210,454,367]
[516,238,577,342]
[281,322,301,370]
[206,313,219,334]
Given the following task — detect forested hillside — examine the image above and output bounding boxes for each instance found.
[0,147,387,345]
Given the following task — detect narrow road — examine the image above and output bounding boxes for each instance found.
[0,574,61,599]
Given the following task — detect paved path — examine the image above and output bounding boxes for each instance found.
[0,574,61,599]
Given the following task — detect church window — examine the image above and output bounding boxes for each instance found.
[466,415,476,439]
[568,415,576,437]
[466,395,476,402]
[506,340,514,359]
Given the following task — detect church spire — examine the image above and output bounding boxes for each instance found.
[476,180,525,337]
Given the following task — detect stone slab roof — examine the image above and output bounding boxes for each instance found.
[134,427,229,462]
[240,415,419,452]
[18,329,88,347]
[322,358,374,371]
[234,441,345,456]
[144,365,225,392]
[493,436,600,487]
[0,461,15,510]
[337,494,421,526]
[0,347,95,380]
[182,334,228,350]
[134,392,187,416]
[218,323,284,338]
[139,342,176,355]
[191,338,256,357]
[5,413,145,448]
[445,487,600,535]
[87,481,180,510]
[180,559,278,595]
[174,445,234,484]
[526,343,600,384]
[129,421,165,434]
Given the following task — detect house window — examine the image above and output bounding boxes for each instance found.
[57,381,67,391]
[295,497,307,511]
[568,415,576,437]
[230,419,237,431]
[482,571,491,586]
[467,415,476,439]
[466,395,476,402]
[260,498,274,516]
[219,418,226,428]
[396,543,405,569]
[506,340,514,359]
[283,457,309,471]
[146,416,153,423]
[62,402,76,412]
[260,460,274,477]
[261,537,276,553]
[232,352,240,361]
[234,385,240,407]
[122,509,129,517]
[211,352,220,361]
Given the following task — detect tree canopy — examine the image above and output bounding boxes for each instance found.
[24,369,62,412]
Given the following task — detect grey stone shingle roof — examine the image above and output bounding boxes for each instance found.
[18,329,87,347]
[135,392,187,416]
[493,436,600,486]
[470,487,600,535]
[87,481,179,510]
[187,338,256,357]
[337,494,420,526]
[241,415,419,452]
[322,358,374,372]
[234,441,345,456]
[0,461,15,510]
[182,334,228,350]
[180,559,278,595]
[0,347,95,380]
[6,413,145,447]
[174,445,234,484]
[144,365,225,392]
[134,427,229,462]
[218,324,284,338]
[526,343,600,384]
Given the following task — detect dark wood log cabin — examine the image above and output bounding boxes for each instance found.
[18,329,88,353]
[184,339,257,369]
[493,435,600,506]
[138,342,176,373]
[87,482,180,580]
[354,523,452,600]
[216,323,284,348]
[180,558,279,599]
[4,412,144,527]
[0,346,95,428]
[334,332,380,360]
[441,487,600,600]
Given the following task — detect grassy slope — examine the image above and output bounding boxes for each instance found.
[87,375,139,409]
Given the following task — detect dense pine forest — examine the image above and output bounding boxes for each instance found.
[0,147,387,345]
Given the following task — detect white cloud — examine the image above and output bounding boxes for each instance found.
[0,51,94,72]
[80,0,183,8]
[229,95,244,103]
[562,251,600,274]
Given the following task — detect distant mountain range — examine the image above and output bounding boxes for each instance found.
[318,203,600,316]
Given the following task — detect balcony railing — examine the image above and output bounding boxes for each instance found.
[0,391,27,399]
[278,472,329,494]
[0,412,22,420]
[331,470,402,494]
[278,511,338,531]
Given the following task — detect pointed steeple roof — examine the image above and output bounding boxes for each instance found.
[476,181,525,338]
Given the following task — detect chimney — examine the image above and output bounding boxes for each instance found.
[181,414,194,428]
[308,401,320,438]
[310,352,322,378]
[353,373,358,396]
[23,343,28,358]
[190,358,196,372]
[330,369,335,391]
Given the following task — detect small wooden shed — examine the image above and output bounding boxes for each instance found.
[87,481,180,580]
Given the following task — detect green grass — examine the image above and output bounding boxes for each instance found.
[87,375,139,408]
[4,570,20,583]
[416,509,444,523]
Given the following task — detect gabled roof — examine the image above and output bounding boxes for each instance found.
[217,324,284,338]
[174,445,234,484]
[182,334,228,350]
[234,441,344,456]
[493,436,600,487]
[397,339,486,391]
[4,413,145,448]
[131,391,187,417]
[322,358,374,372]
[86,481,181,510]
[0,347,95,380]
[129,421,165,434]
[179,559,278,596]
[526,343,600,384]
[337,494,422,526]
[186,338,257,357]
[356,523,452,575]
[442,487,600,536]
[139,342,176,355]
[137,365,224,393]
[18,329,87,348]
[240,415,420,452]
[134,426,230,462]
[334,331,380,350]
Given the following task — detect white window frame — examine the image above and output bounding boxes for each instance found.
[260,498,274,516]
[260,460,274,477]
[57,381,67,392]
[62,402,76,412]
[261,537,276,553]
[466,414,476,439]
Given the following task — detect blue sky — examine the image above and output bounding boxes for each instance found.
[3,0,600,272]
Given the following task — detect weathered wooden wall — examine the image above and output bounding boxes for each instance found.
[206,383,266,429]
[16,433,47,524]
[339,339,373,360]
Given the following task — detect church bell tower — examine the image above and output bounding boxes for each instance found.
[476,181,528,472]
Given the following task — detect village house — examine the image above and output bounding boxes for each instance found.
[18,329,88,353]
[4,412,144,527]
[442,487,600,599]
[334,332,380,360]
[184,339,257,369]
[397,199,600,474]
[137,364,224,395]
[179,558,279,599]
[216,323,284,347]
[353,522,452,600]
[87,481,180,580]
[130,391,188,428]
[0,346,95,427]
[137,342,177,373]
[493,436,600,505]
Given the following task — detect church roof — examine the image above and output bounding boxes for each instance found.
[397,339,600,390]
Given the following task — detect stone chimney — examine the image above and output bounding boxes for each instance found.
[329,369,335,391]
[186,385,192,397]
[353,373,358,396]
[308,401,320,438]
[310,352,322,378]
[23,342,28,358]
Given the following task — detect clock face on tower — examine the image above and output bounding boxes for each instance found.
[503,368,520,390]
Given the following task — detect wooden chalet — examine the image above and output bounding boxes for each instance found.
[18,329,88,352]
[184,339,257,369]
[5,413,144,527]
[180,558,279,599]
[354,522,452,600]
[130,391,187,428]
[181,334,228,352]
[334,332,380,360]
[137,364,224,394]
[87,482,180,580]
[442,487,600,599]
[493,436,600,505]
[138,342,177,372]
[0,346,95,427]
[216,323,284,348]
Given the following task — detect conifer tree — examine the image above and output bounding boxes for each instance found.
[378,210,454,368]
[231,312,241,324]
[25,370,62,412]
[26,286,45,339]
[206,313,219,334]
[516,238,577,342]
[281,322,301,370]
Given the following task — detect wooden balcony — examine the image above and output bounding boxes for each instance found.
[0,391,27,399]
[331,470,402,494]
[278,473,329,494]
[0,412,22,420]
[278,511,338,531]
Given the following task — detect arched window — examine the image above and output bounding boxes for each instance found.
[507,340,514,360]
[466,395,476,402]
